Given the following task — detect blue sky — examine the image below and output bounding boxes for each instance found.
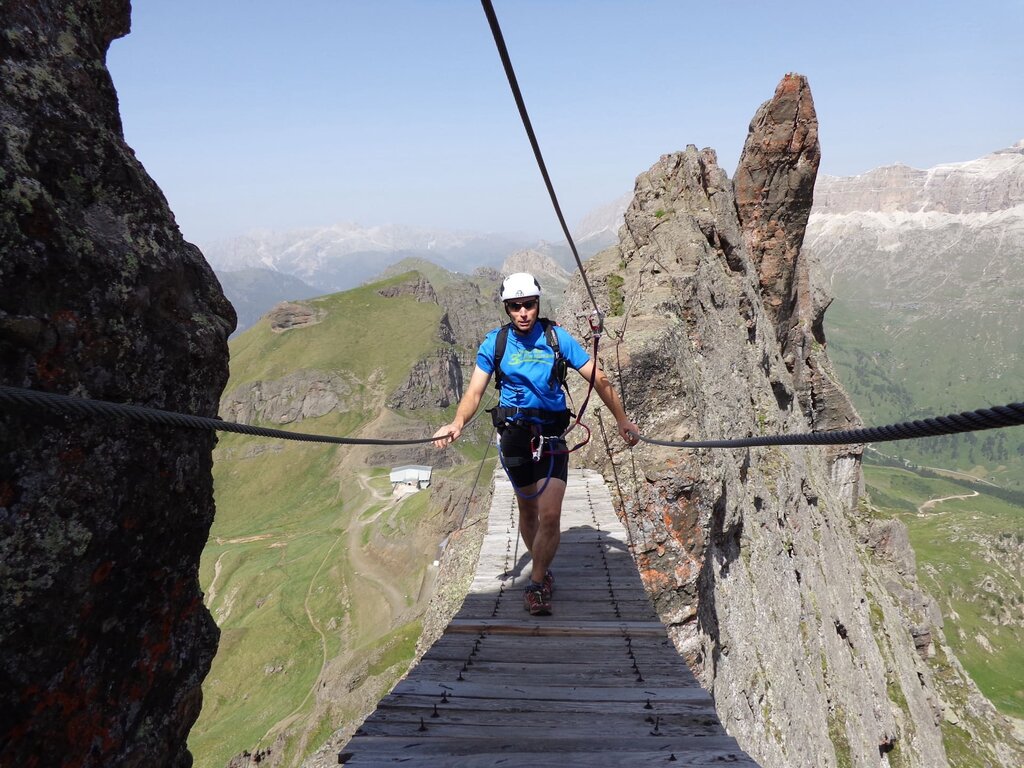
[107,1,1024,245]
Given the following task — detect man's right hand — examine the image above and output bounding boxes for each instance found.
[432,423,459,449]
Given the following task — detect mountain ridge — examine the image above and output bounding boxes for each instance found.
[814,140,1024,215]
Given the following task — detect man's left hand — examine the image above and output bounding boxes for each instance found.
[618,419,640,447]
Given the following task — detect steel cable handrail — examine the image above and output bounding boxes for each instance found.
[3,386,1021,449]
[632,402,1024,449]
[0,385,448,446]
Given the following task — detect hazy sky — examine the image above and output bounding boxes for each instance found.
[107,1,1024,245]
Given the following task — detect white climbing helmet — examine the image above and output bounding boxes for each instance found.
[500,272,542,302]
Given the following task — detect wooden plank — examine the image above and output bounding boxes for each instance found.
[354,719,730,740]
[340,750,757,767]
[389,679,714,702]
[365,694,718,717]
[421,636,686,665]
[444,618,669,637]
[340,748,758,767]
[339,735,754,758]
[415,659,692,680]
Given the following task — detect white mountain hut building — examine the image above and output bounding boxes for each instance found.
[389,465,432,492]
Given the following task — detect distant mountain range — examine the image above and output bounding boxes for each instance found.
[206,223,591,334]
[202,224,536,294]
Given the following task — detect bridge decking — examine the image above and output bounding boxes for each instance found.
[340,468,758,766]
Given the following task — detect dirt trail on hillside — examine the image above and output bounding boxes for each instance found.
[917,491,979,516]
[347,478,408,620]
[338,410,421,620]
[205,553,224,608]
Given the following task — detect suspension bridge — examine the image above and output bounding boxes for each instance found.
[338,468,758,766]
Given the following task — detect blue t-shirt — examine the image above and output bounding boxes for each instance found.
[477,322,590,411]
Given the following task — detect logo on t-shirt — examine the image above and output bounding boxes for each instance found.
[508,349,554,366]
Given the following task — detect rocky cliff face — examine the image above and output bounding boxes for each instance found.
[559,74,1006,767]
[733,74,861,507]
[0,2,234,766]
[221,370,360,425]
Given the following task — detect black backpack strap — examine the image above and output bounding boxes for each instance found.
[542,319,568,391]
[492,323,512,390]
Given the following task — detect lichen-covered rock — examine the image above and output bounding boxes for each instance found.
[0,2,234,766]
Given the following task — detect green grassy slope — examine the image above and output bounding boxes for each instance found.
[226,272,446,394]
[864,466,1024,719]
[825,288,1024,491]
[188,272,491,768]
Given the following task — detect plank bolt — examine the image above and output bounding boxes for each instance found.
[441,692,449,703]
[457,670,464,681]
[432,704,440,718]
[636,672,644,682]
[649,716,661,735]
[644,699,653,709]
[466,656,473,667]
[668,754,677,761]
[419,718,428,732]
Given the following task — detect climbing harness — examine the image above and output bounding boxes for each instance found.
[497,431,558,501]
[491,407,564,500]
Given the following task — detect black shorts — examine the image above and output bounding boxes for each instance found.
[499,425,568,489]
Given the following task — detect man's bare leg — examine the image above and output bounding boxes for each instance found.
[516,478,566,586]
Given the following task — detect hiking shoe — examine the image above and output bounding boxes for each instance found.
[523,583,551,616]
[542,569,555,601]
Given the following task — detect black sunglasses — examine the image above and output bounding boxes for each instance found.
[505,299,538,312]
